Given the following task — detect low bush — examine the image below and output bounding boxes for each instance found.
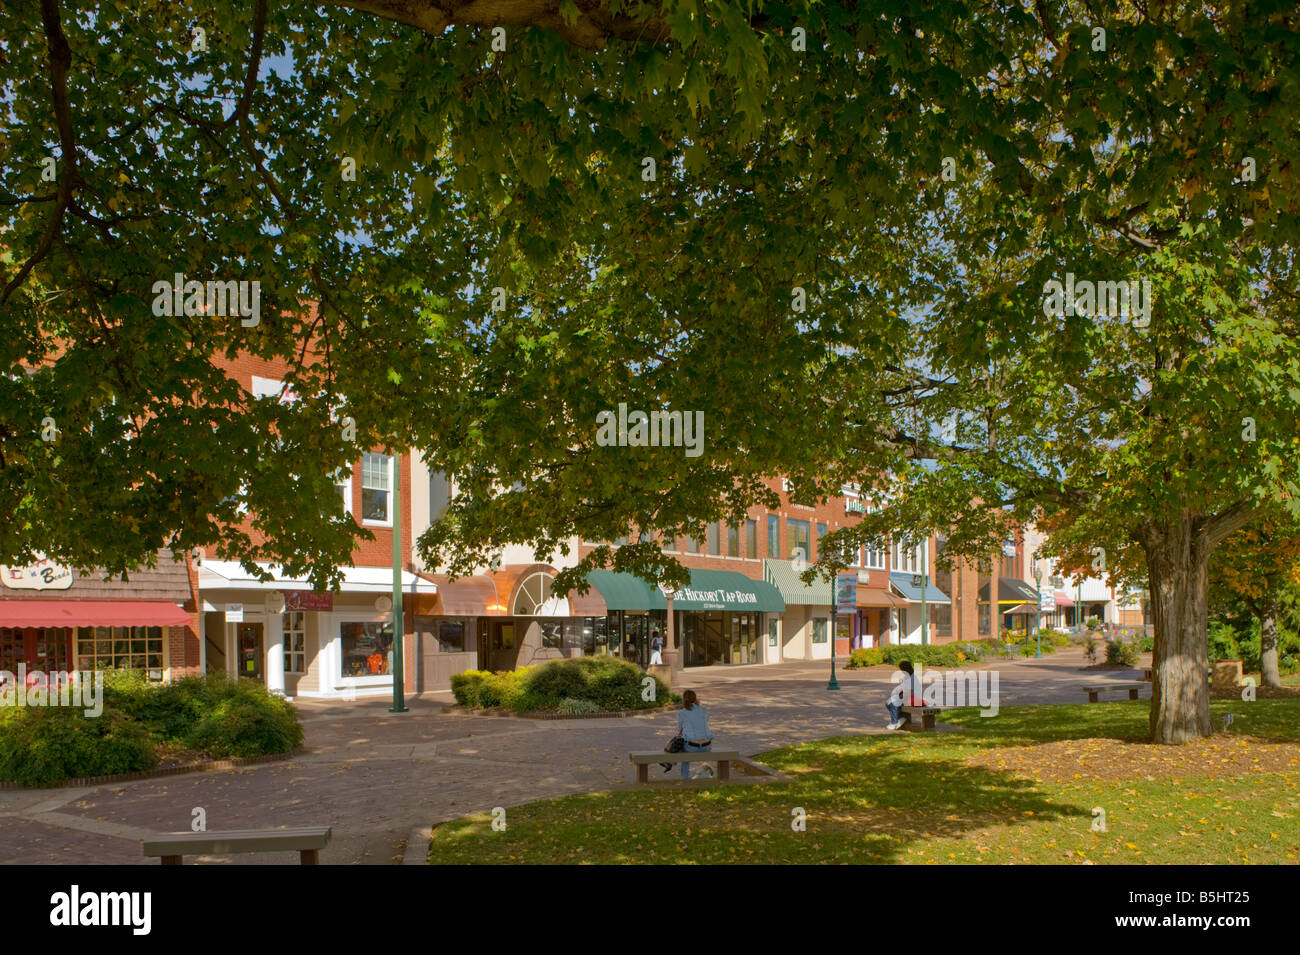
[451,657,673,713]
[1105,640,1138,667]
[1083,636,1099,664]
[557,697,601,715]
[0,672,303,785]
[1039,629,1073,647]
[846,648,885,668]
[0,708,157,787]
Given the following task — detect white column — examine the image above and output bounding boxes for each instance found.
[266,612,286,694]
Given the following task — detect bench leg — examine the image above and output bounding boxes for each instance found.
[923,714,936,730]
[1087,691,1099,703]
[161,855,182,865]
[1128,688,1139,700]
[300,849,319,865]
[637,763,648,783]
[717,760,730,781]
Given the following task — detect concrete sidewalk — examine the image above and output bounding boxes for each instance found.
[0,648,1140,864]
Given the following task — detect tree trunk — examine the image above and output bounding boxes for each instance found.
[1143,517,1213,743]
[1259,598,1282,688]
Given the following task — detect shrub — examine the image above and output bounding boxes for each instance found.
[0,708,157,787]
[453,657,672,713]
[1039,629,1073,646]
[1083,636,1099,664]
[1138,634,1155,653]
[879,644,970,668]
[557,697,601,715]
[1105,640,1137,667]
[846,648,885,668]
[181,678,303,759]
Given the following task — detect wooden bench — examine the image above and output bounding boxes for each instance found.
[1140,667,1152,681]
[630,750,741,783]
[899,705,945,730]
[1081,682,1146,703]
[142,826,331,865]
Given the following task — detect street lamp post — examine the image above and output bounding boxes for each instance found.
[912,573,929,646]
[389,450,407,714]
[1033,568,1043,658]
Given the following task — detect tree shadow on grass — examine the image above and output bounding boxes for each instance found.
[428,738,1092,865]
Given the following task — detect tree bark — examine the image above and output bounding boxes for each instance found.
[1142,516,1212,743]
[1259,597,1282,688]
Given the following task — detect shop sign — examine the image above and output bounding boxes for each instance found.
[1,559,74,591]
[226,603,244,622]
[1039,588,1056,611]
[844,498,865,514]
[285,590,333,612]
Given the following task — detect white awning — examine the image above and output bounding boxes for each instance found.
[197,560,437,595]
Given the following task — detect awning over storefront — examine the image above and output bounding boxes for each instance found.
[1053,591,1075,607]
[0,599,191,628]
[976,576,1040,605]
[197,560,437,595]
[855,586,901,608]
[587,568,784,613]
[763,559,831,605]
[888,572,952,605]
[418,574,504,616]
[671,569,784,613]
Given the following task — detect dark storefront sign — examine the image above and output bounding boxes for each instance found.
[285,590,334,612]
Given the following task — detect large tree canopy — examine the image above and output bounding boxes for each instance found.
[3,1,1299,740]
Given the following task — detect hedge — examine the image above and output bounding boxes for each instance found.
[846,644,980,669]
[451,656,675,713]
[0,671,304,786]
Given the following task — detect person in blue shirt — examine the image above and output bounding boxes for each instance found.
[676,689,713,779]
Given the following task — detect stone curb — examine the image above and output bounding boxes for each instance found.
[0,747,303,791]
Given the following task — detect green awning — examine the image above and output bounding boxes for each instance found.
[585,569,784,613]
[673,569,785,613]
[889,572,952,605]
[586,570,665,611]
[764,559,832,605]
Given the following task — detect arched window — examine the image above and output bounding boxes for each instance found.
[512,572,553,616]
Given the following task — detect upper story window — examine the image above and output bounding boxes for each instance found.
[815,522,828,560]
[767,515,779,558]
[707,523,720,556]
[788,519,810,563]
[891,539,927,575]
[727,525,740,558]
[361,452,393,525]
[331,467,353,516]
[745,519,757,559]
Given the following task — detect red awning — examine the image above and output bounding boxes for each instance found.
[1054,591,1075,606]
[0,600,191,628]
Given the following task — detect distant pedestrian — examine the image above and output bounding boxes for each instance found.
[676,689,714,779]
[886,660,922,730]
[649,630,664,665]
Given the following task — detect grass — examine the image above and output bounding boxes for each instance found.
[426,698,1300,864]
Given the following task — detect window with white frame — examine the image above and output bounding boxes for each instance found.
[361,453,392,524]
[331,467,352,516]
[284,612,306,672]
[891,539,926,574]
[862,539,887,570]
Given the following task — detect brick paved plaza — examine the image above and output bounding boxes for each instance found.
[0,649,1135,864]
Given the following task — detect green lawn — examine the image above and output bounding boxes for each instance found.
[427,699,1300,864]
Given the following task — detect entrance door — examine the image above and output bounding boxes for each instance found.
[237,623,264,681]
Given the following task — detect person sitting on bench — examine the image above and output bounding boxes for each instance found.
[676,690,714,779]
[886,660,922,731]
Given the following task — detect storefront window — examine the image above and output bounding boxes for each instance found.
[74,627,163,675]
[439,620,465,653]
[812,618,828,643]
[541,621,563,648]
[284,612,306,672]
[340,621,393,677]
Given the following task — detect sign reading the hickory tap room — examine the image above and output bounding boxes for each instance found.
[1,558,74,590]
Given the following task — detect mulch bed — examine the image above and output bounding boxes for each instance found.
[966,736,1300,783]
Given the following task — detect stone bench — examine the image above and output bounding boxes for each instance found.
[1081,682,1146,703]
[142,826,331,865]
[899,705,945,730]
[630,750,741,783]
